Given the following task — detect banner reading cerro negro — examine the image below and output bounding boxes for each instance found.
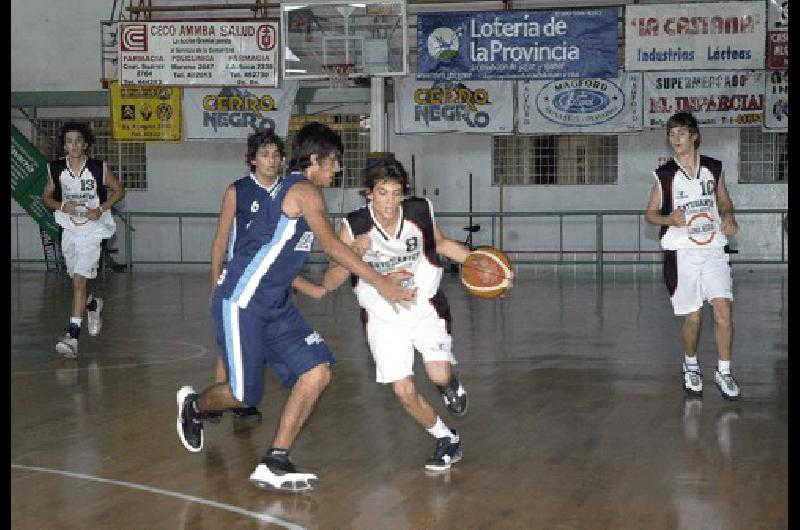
[518,73,642,134]
[764,70,788,131]
[625,2,766,71]
[184,82,298,140]
[394,78,513,134]
[417,8,617,80]
[644,71,765,128]
[118,22,278,86]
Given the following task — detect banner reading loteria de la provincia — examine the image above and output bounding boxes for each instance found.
[625,1,766,71]
[417,8,618,80]
[394,78,513,134]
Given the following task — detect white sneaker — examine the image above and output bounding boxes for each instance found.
[56,334,78,359]
[714,370,741,400]
[86,296,103,337]
[682,363,703,396]
[249,454,318,492]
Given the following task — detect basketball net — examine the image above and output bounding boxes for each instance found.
[323,63,355,89]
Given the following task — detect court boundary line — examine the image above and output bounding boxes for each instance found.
[11,463,305,530]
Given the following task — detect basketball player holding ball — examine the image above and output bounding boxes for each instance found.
[644,112,741,400]
[322,153,505,471]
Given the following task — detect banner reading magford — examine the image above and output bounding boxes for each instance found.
[644,71,765,128]
[119,22,278,86]
[417,8,617,80]
[625,2,766,71]
[394,78,513,134]
[764,71,788,131]
[184,82,299,140]
[517,73,642,134]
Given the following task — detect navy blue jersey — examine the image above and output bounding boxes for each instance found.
[227,174,282,260]
[217,172,316,310]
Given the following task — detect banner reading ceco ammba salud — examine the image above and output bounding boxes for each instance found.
[184,82,299,140]
[644,71,765,128]
[625,2,766,71]
[110,80,182,142]
[11,124,61,241]
[417,8,618,80]
[119,22,278,87]
[518,73,643,134]
[394,78,513,134]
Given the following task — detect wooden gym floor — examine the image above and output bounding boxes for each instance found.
[11,266,788,529]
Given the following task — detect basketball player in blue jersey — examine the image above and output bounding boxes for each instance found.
[177,123,416,492]
[42,122,126,358]
[644,112,741,400]
[321,153,481,472]
[207,131,326,423]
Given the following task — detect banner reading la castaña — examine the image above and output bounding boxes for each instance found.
[417,8,618,80]
[644,71,765,128]
[625,2,766,71]
[184,82,298,139]
[119,22,278,86]
[767,0,788,70]
[518,73,642,133]
[394,78,513,134]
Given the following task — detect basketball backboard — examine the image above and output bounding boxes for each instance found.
[281,0,408,81]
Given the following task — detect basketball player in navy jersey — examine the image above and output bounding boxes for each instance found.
[644,112,741,400]
[177,123,415,492]
[321,153,481,471]
[42,122,126,358]
[207,131,326,423]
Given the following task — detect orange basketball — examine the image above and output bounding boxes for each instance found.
[460,247,512,299]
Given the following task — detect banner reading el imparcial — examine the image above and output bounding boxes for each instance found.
[394,78,513,134]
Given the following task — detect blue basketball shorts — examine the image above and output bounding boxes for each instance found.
[211,293,335,406]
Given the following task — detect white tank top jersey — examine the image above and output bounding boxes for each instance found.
[344,197,443,321]
[51,159,116,238]
[654,155,728,250]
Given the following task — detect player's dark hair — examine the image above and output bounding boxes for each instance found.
[363,153,410,195]
[666,112,701,149]
[59,122,95,152]
[246,130,285,172]
[288,122,343,172]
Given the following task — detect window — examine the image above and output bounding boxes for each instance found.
[493,135,618,185]
[33,118,147,191]
[287,114,370,188]
[738,129,788,183]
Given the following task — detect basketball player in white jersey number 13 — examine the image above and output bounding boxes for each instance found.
[322,153,495,472]
[43,122,126,359]
[644,112,741,400]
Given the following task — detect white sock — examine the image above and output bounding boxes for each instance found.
[426,417,453,440]
[718,360,731,374]
[684,354,699,370]
[70,317,83,327]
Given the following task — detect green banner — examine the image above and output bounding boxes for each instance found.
[11,123,60,241]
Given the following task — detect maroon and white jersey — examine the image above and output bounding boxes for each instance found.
[654,155,728,250]
[344,197,444,321]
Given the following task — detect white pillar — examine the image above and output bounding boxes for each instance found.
[370,77,385,152]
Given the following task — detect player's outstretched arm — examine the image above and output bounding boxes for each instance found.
[434,224,471,264]
[284,182,416,304]
[320,224,358,293]
[292,276,327,299]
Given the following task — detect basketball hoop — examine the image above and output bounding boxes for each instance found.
[322,63,355,89]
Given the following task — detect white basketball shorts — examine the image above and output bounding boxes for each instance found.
[61,230,104,279]
[664,247,733,315]
[364,309,456,384]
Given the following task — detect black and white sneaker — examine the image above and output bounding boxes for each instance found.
[425,430,462,471]
[232,406,262,422]
[682,363,703,396]
[439,379,468,417]
[249,451,318,492]
[714,370,741,401]
[56,333,79,359]
[176,386,203,452]
[86,295,103,337]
